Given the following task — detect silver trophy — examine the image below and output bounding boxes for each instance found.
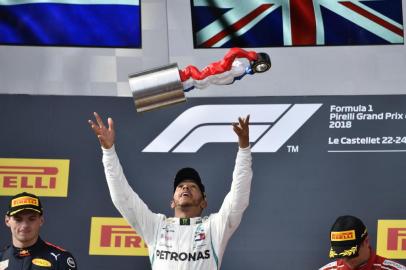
[129,48,271,112]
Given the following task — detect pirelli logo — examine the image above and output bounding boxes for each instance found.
[12,196,39,207]
[331,230,356,241]
[377,220,406,259]
[0,158,70,197]
[89,217,148,256]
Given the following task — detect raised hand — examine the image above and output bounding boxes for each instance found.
[88,112,115,149]
[232,115,250,148]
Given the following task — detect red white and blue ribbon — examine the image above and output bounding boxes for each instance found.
[179,48,261,92]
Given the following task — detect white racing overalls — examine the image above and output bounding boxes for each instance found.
[102,146,252,270]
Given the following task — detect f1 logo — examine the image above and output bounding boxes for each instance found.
[377,220,406,259]
[143,104,322,153]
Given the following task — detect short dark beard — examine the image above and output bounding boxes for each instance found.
[176,201,195,209]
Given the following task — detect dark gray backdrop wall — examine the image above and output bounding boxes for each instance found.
[0,94,405,269]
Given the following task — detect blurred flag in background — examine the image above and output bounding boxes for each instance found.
[0,0,141,47]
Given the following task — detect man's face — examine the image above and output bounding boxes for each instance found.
[172,180,205,208]
[5,210,43,247]
[342,238,370,269]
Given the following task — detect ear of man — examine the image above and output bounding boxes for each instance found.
[362,236,370,248]
[200,199,208,210]
[170,200,175,209]
[5,215,10,227]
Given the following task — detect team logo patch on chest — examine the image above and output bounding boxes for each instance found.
[193,224,207,249]
[18,249,30,257]
[32,258,52,267]
[158,223,175,248]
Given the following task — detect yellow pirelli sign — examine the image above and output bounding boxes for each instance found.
[89,217,149,256]
[377,220,406,259]
[0,158,70,197]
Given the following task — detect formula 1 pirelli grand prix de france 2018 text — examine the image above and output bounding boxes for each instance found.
[328,104,406,152]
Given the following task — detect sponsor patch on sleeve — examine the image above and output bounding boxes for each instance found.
[32,258,52,267]
[67,257,76,268]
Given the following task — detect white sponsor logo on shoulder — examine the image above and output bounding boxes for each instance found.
[50,252,61,261]
[67,257,76,268]
[143,104,322,153]
[382,260,406,269]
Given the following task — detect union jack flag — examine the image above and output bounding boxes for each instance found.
[191,0,404,47]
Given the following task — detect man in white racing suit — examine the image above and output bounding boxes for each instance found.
[89,112,252,270]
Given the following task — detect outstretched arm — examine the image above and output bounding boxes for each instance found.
[211,115,253,259]
[227,114,252,221]
[88,112,161,245]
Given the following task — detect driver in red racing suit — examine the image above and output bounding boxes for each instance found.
[319,215,405,270]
